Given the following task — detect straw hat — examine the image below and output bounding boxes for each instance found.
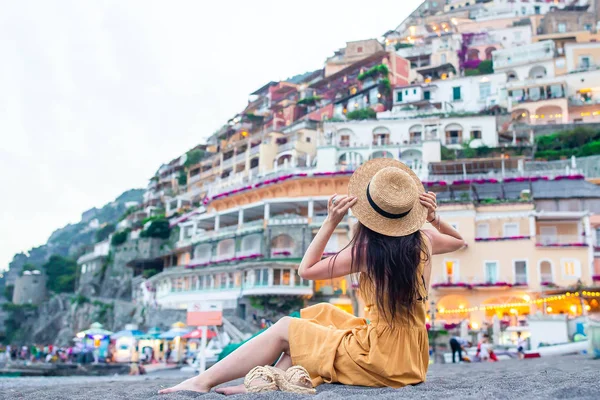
[348,158,428,237]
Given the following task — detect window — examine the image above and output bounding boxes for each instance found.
[82,264,87,274]
[561,259,581,279]
[471,130,482,139]
[357,46,363,53]
[444,259,459,283]
[540,261,553,283]
[405,90,409,95]
[485,261,499,284]
[397,91,403,102]
[306,137,311,143]
[534,6,540,14]
[479,82,491,100]
[273,269,281,285]
[476,223,490,239]
[441,54,447,64]
[558,23,566,33]
[579,56,591,69]
[504,222,519,237]
[452,86,461,101]
[521,7,526,15]
[514,260,528,284]
[413,89,417,95]
[584,24,592,31]
[424,90,431,100]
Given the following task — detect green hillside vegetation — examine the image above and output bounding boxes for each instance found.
[535,127,600,160]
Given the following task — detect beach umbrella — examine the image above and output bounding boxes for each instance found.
[182,328,217,340]
[159,326,192,340]
[111,329,145,339]
[76,322,113,339]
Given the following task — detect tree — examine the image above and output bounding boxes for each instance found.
[140,219,171,239]
[20,263,37,276]
[178,170,188,186]
[43,255,77,293]
[95,223,116,243]
[346,108,377,120]
[4,285,14,301]
[184,149,205,168]
[111,230,130,246]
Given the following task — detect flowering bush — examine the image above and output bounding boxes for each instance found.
[472,282,512,287]
[473,178,498,184]
[504,176,549,183]
[541,281,557,287]
[431,282,472,289]
[536,242,587,247]
[554,174,585,181]
[592,275,600,282]
[444,322,460,330]
[423,181,447,187]
[272,250,292,257]
[475,236,530,242]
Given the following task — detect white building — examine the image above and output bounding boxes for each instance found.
[493,40,557,81]
[388,73,508,116]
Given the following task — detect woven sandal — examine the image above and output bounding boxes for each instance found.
[280,366,316,395]
[244,366,279,393]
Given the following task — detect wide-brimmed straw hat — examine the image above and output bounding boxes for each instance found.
[348,158,428,237]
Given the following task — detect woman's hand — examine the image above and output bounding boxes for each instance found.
[419,192,437,223]
[326,194,357,226]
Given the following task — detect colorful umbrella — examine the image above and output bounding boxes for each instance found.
[182,328,217,340]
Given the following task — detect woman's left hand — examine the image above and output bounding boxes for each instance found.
[419,192,437,223]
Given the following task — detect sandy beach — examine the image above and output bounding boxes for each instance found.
[1,355,599,400]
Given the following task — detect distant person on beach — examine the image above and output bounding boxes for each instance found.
[449,336,471,363]
[516,332,526,359]
[160,159,465,395]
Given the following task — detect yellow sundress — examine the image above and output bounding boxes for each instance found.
[289,268,429,388]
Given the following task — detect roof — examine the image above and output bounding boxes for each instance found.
[531,180,600,199]
[310,51,390,89]
[250,81,277,96]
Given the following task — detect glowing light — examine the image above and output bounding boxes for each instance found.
[547,306,553,312]
[241,131,248,137]
[471,322,479,329]
[377,93,382,98]
[521,112,526,117]
[570,305,577,313]
[439,307,445,313]
[510,308,518,314]
[76,332,85,339]
[585,305,591,311]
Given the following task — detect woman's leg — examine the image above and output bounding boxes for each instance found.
[159,317,292,394]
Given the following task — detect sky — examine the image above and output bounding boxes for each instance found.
[0,0,419,270]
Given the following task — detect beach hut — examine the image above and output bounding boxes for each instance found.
[75,322,113,362]
[159,322,191,362]
[137,326,164,362]
[111,324,145,362]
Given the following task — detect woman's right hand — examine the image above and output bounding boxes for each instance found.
[326,194,357,226]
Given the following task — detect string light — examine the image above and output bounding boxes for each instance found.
[436,291,600,315]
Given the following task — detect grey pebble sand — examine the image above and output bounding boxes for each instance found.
[1,355,599,400]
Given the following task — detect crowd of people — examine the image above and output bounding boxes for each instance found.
[447,331,527,363]
[0,343,103,365]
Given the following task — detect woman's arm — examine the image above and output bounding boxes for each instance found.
[419,192,466,255]
[298,194,357,280]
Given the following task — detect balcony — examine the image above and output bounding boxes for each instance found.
[277,141,295,153]
[568,96,600,107]
[535,235,587,248]
[268,215,308,226]
[234,152,247,164]
[249,145,261,156]
[445,137,462,145]
[189,173,201,184]
[396,44,432,58]
[271,247,295,258]
[222,157,234,169]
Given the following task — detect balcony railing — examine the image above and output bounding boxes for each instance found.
[222,157,234,169]
[535,235,587,247]
[278,141,295,153]
[249,145,261,156]
[445,137,462,145]
[271,247,295,258]
[234,152,247,164]
[268,216,308,226]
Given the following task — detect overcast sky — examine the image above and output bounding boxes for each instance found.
[0,0,418,270]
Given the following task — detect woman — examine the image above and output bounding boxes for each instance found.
[160,158,465,394]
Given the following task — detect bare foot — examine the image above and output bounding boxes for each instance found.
[215,384,247,395]
[158,376,210,394]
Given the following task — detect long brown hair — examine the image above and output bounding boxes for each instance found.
[331,221,428,325]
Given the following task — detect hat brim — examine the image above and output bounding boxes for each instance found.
[348,158,428,237]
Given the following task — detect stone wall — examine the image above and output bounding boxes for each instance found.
[99,237,167,300]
